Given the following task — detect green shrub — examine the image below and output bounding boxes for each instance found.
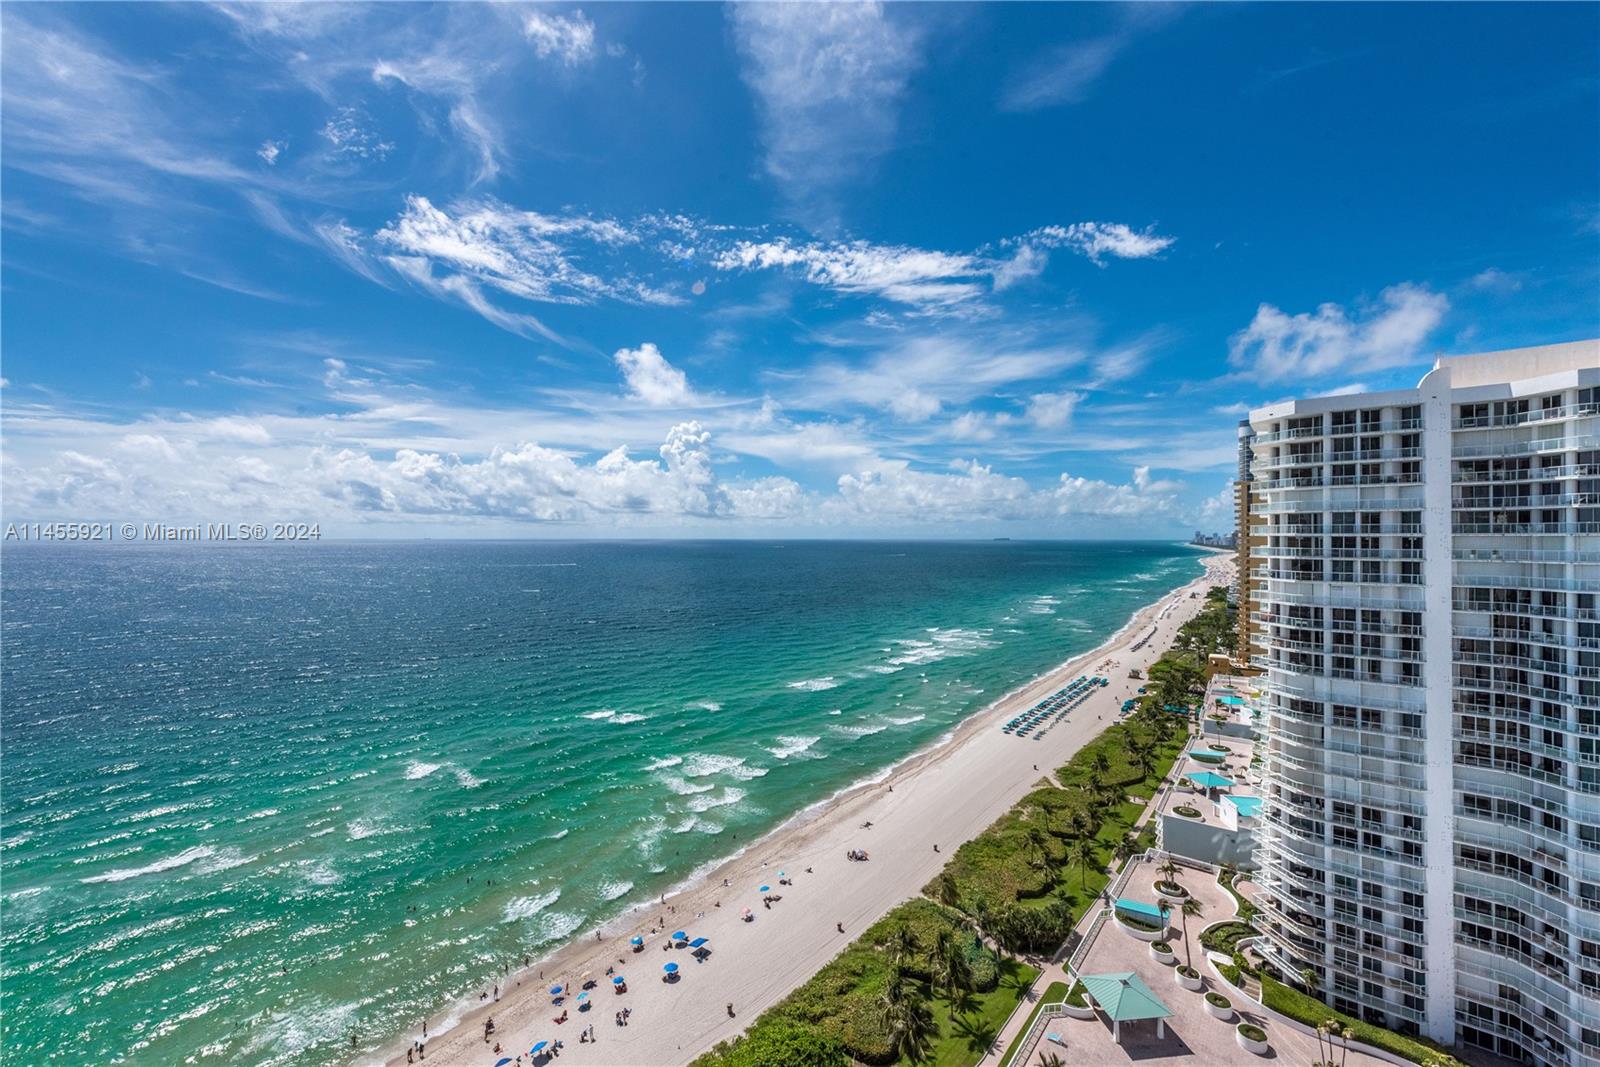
[1172,805,1202,818]
[1238,1024,1267,1042]
[1151,940,1172,953]
[1064,980,1088,1007]
[1259,976,1468,1066]
[1199,921,1256,955]
[1177,965,1198,979]
[1206,992,1230,1009]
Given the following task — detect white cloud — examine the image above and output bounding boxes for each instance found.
[1001,37,1122,111]
[614,343,694,407]
[319,106,394,160]
[1025,222,1175,266]
[728,2,920,222]
[714,238,986,310]
[523,9,597,65]
[1467,268,1522,294]
[793,334,1086,422]
[257,139,284,165]
[1025,391,1083,430]
[1228,282,1448,381]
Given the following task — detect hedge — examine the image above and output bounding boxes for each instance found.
[1259,976,1467,1066]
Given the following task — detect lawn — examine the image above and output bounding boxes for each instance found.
[1260,975,1467,1066]
[995,979,1068,1067]
[903,958,1041,1067]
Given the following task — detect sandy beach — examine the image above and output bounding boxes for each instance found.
[383,550,1234,1067]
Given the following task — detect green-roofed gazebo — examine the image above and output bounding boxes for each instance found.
[1078,971,1174,1043]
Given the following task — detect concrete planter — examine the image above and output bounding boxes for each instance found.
[1205,995,1234,1021]
[1061,1002,1097,1021]
[1174,967,1204,992]
[1115,915,1167,942]
[1236,1026,1270,1055]
[1155,882,1189,906]
[1150,943,1176,964]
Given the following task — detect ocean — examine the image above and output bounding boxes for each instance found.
[0,540,1203,1064]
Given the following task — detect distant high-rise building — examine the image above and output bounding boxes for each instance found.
[1246,340,1600,1065]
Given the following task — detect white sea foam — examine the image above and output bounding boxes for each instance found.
[885,714,926,726]
[766,735,821,759]
[453,767,484,789]
[347,818,397,840]
[239,808,280,821]
[598,880,634,902]
[502,889,561,923]
[609,712,649,724]
[80,845,215,884]
[830,722,889,739]
[681,753,746,778]
[404,761,441,780]
[547,828,570,840]
[582,709,617,720]
[670,816,699,834]
[196,847,253,875]
[864,664,904,674]
[688,700,722,712]
[645,755,683,770]
[687,787,746,813]
[786,676,840,692]
[660,775,716,796]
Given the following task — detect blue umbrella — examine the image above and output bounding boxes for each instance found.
[671,930,687,941]
[612,975,625,985]
[549,985,562,995]
[778,871,786,877]
[578,991,589,1001]
[531,1040,548,1053]
[663,961,678,974]
[758,885,770,893]
[688,937,709,948]
[496,1060,513,1067]
[630,935,643,946]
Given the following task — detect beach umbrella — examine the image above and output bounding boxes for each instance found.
[758,885,770,893]
[531,1040,548,1053]
[612,975,626,985]
[496,1059,513,1067]
[663,962,679,974]
[671,930,687,941]
[576,992,589,1004]
[688,937,709,948]
[549,985,563,995]
[630,935,643,946]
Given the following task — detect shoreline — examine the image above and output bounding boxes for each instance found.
[379,552,1233,1066]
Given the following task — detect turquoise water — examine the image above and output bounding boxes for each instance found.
[1,540,1202,1065]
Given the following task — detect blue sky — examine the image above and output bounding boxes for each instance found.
[3,2,1596,537]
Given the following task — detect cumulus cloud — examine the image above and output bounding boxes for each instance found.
[614,343,694,407]
[1467,268,1522,294]
[256,139,284,165]
[728,2,920,222]
[1025,391,1083,430]
[1228,282,1448,381]
[523,9,597,65]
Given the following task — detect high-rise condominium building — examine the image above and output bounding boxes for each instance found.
[1244,340,1599,1066]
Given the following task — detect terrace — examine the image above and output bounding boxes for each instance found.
[1153,735,1262,869]
[998,858,1393,1067]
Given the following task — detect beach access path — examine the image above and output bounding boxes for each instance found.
[383,552,1234,1067]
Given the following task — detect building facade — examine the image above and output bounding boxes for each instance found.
[1244,340,1600,1065]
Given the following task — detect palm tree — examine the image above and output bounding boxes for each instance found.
[890,925,920,970]
[1157,859,1181,885]
[1315,1019,1349,1067]
[1112,837,1136,872]
[933,930,973,1019]
[1023,825,1052,887]
[1067,837,1097,889]
[971,898,1003,966]
[1091,750,1112,780]
[934,871,961,910]
[1039,1053,1066,1067]
[880,968,937,1063]
[1178,897,1203,968]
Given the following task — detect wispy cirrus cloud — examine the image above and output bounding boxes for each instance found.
[729,2,921,227]
[1000,4,1182,111]
[1228,282,1449,381]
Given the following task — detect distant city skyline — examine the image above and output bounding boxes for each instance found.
[2,3,1596,537]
